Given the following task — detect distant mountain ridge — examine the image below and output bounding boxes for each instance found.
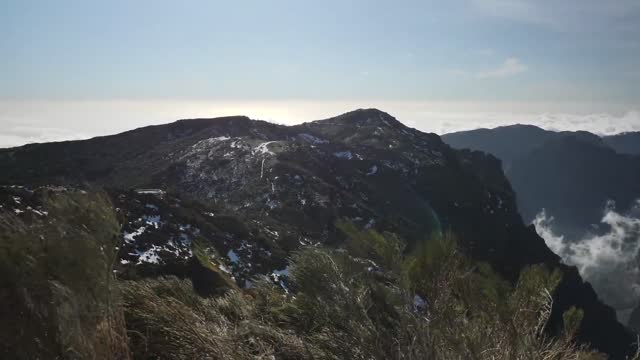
[604,132,640,156]
[0,110,635,357]
[443,125,640,238]
[443,124,616,171]
[443,124,640,336]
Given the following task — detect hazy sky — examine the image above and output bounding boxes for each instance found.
[2,0,640,146]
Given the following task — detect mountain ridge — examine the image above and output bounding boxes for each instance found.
[0,110,635,357]
[442,124,640,333]
[442,124,640,236]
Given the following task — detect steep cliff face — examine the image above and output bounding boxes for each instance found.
[509,136,640,238]
[442,125,640,239]
[443,125,640,336]
[0,109,634,357]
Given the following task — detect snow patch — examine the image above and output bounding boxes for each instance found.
[136,245,163,264]
[124,226,146,243]
[27,206,48,217]
[227,249,240,264]
[219,264,232,274]
[365,218,375,229]
[253,141,277,155]
[191,136,231,151]
[266,199,279,210]
[271,265,291,293]
[272,266,290,277]
[299,133,329,145]
[135,189,165,196]
[265,228,279,238]
[334,151,354,160]
[143,215,161,228]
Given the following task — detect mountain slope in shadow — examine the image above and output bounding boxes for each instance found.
[0,110,635,358]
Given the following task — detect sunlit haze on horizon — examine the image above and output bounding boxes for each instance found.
[1,99,639,148]
[2,0,639,146]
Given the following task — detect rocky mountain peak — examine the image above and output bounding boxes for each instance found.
[307,108,406,133]
[0,110,635,357]
[294,108,436,153]
[169,115,280,140]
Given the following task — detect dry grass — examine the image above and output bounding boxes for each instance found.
[3,193,634,360]
[120,231,611,360]
[0,191,130,359]
[122,277,312,359]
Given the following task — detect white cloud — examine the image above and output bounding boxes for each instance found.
[533,201,640,323]
[0,122,90,148]
[476,58,528,79]
[1,99,639,148]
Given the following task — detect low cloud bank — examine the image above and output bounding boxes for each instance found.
[0,124,89,148]
[533,201,640,323]
[1,100,639,148]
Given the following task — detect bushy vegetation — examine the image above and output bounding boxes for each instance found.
[0,191,129,359]
[121,223,613,360]
[2,190,634,359]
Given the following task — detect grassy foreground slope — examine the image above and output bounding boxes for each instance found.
[1,190,630,359]
[0,190,129,359]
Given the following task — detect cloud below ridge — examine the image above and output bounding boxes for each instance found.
[1,100,639,148]
[533,201,640,323]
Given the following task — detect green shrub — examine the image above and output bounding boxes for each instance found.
[337,220,405,271]
[278,226,605,359]
[119,217,638,358]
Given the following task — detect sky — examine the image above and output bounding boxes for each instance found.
[1,0,640,147]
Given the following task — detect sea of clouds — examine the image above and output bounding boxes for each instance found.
[1,100,639,148]
[533,201,640,323]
